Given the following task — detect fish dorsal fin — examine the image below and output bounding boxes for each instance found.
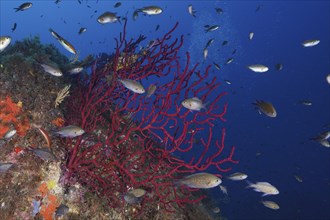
[191,97,201,102]
[257,182,271,186]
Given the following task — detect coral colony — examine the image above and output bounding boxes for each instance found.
[63,22,238,213]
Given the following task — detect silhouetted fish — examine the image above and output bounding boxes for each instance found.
[11,23,17,32]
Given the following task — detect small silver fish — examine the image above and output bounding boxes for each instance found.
[213,62,220,70]
[3,129,16,140]
[261,200,280,210]
[224,80,232,85]
[205,38,214,48]
[188,5,196,17]
[49,28,77,54]
[97,12,120,24]
[78,27,87,35]
[0,36,11,52]
[227,172,248,181]
[176,172,222,189]
[68,66,83,74]
[311,131,330,141]
[294,175,303,183]
[53,125,85,138]
[302,39,320,47]
[124,192,141,204]
[133,10,139,21]
[212,207,221,213]
[299,100,312,106]
[146,84,157,98]
[203,48,208,60]
[318,139,330,148]
[205,25,220,33]
[138,6,162,15]
[0,163,14,173]
[246,181,279,196]
[128,188,146,198]
[219,185,228,195]
[118,79,145,94]
[249,32,254,40]
[225,58,234,65]
[248,64,269,73]
[30,148,57,161]
[14,2,32,12]
[40,63,62,76]
[326,74,330,85]
[182,97,206,111]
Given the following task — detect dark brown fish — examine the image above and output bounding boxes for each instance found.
[114,2,121,8]
[215,8,223,14]
[275,63,283,71]
[11,23,17,32]
[78,27,87,35]
[14,2,32,12]
[253,100,277,117]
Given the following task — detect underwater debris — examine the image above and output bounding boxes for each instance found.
[55,85,71,108]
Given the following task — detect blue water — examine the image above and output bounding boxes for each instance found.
[1,1,329,220]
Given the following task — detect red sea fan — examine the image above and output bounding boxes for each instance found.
[63,21,238,213]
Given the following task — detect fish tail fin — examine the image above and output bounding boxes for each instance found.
[202,101,210,111]
[245,180,253,188]
[173,179,182,188]
[50,128,59,136]
[252,100,260,106]
[14,8,20,12]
